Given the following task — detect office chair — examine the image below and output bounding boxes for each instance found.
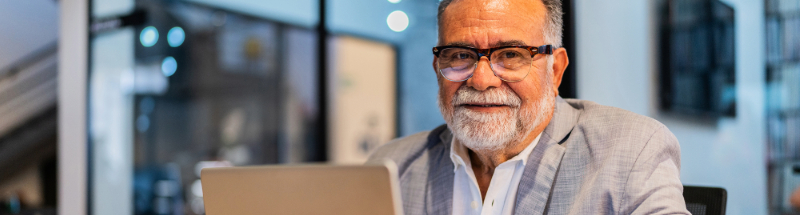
[683,186,727,215]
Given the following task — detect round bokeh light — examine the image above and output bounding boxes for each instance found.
[167,27,185,47]
[140,26,159,47]
[387,10,409,32]
[161,56,177,77]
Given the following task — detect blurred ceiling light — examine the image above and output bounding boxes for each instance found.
[167,27,185,47]
[387,10,409,32]
[161,56,178,77]
[388,0,401,3]
[140,26,159,47]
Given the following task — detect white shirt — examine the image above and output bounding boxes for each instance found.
[450,133,542,215]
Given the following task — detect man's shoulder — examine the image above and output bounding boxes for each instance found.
[366,125,446,167]
[562,98,678,161]
[561,98,680,169]
[367,130,431,163]
[565,98,668,136]
[554,99,686,214]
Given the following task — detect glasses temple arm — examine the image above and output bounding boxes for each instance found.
[537,45,553,54]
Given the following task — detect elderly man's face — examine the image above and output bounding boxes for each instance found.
[436,0,567,152]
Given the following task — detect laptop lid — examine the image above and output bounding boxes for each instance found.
[201,163,402,215]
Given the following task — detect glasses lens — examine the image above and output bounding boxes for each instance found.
[490,47,533,81]
[438,48,477,81]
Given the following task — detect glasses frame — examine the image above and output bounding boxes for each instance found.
[432,44,554,82]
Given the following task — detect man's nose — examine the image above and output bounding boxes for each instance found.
[465,57,503,91]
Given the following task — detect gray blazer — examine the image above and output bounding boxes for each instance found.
[367,97,689,215]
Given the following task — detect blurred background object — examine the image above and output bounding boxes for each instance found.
[0,0,58,214]
[328,36,396,164]
[0,0,795,214]
[658,0,736,117]
[765,0,800,214]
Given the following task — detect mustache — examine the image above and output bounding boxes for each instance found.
[451,86,522,108]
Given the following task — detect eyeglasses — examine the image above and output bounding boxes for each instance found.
[432,45,553,82]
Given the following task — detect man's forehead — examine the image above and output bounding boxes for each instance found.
[438,0,546,47]
[441,0,545,24]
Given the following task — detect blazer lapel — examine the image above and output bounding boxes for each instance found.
[426,127,455,215]
[513,97,580,215]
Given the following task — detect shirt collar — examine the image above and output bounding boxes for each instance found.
[449,132,543,172]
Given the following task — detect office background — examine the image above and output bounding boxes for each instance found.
[0,0,792,214]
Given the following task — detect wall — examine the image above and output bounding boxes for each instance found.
[574,0,766,214]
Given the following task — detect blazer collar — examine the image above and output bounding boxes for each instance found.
[513,96,580,214]
[541,96,581,146]
[426,125,454,215]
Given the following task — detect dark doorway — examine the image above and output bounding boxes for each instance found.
[559,0,577,98]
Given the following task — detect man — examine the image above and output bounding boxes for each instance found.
[367,0,689,214]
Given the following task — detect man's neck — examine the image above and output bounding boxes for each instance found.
[462,115,551,200]
[467,128,541,171]
[464,127,544,201]
[465,111,552,170]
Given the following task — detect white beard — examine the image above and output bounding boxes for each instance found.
[438,78,554,153]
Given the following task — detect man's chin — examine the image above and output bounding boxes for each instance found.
[458,136,510,153]
[452,122,516,150]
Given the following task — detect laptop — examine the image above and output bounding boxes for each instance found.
[201,162,403,215]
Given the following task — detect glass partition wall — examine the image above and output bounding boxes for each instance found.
[89,1,322,214]
[87,0,437,214]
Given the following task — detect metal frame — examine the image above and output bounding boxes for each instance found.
[58,0,90,214]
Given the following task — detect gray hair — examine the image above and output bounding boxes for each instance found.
[437,0,563,48]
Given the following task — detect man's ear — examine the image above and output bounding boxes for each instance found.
[432,56,438,75]
[551,47,569,96]
[433,56,443,84]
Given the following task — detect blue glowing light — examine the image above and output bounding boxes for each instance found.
[167,27,185,47]
[388,0,401,3]
[140,26,159,47]
[162,56,177,77]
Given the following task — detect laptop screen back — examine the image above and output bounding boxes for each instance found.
[201,164,402,215]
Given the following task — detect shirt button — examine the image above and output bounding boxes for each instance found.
[471,201,479,209]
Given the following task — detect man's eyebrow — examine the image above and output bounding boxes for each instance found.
[492,40,527,47]
[443,41,473,47]
[441,40,528,48]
